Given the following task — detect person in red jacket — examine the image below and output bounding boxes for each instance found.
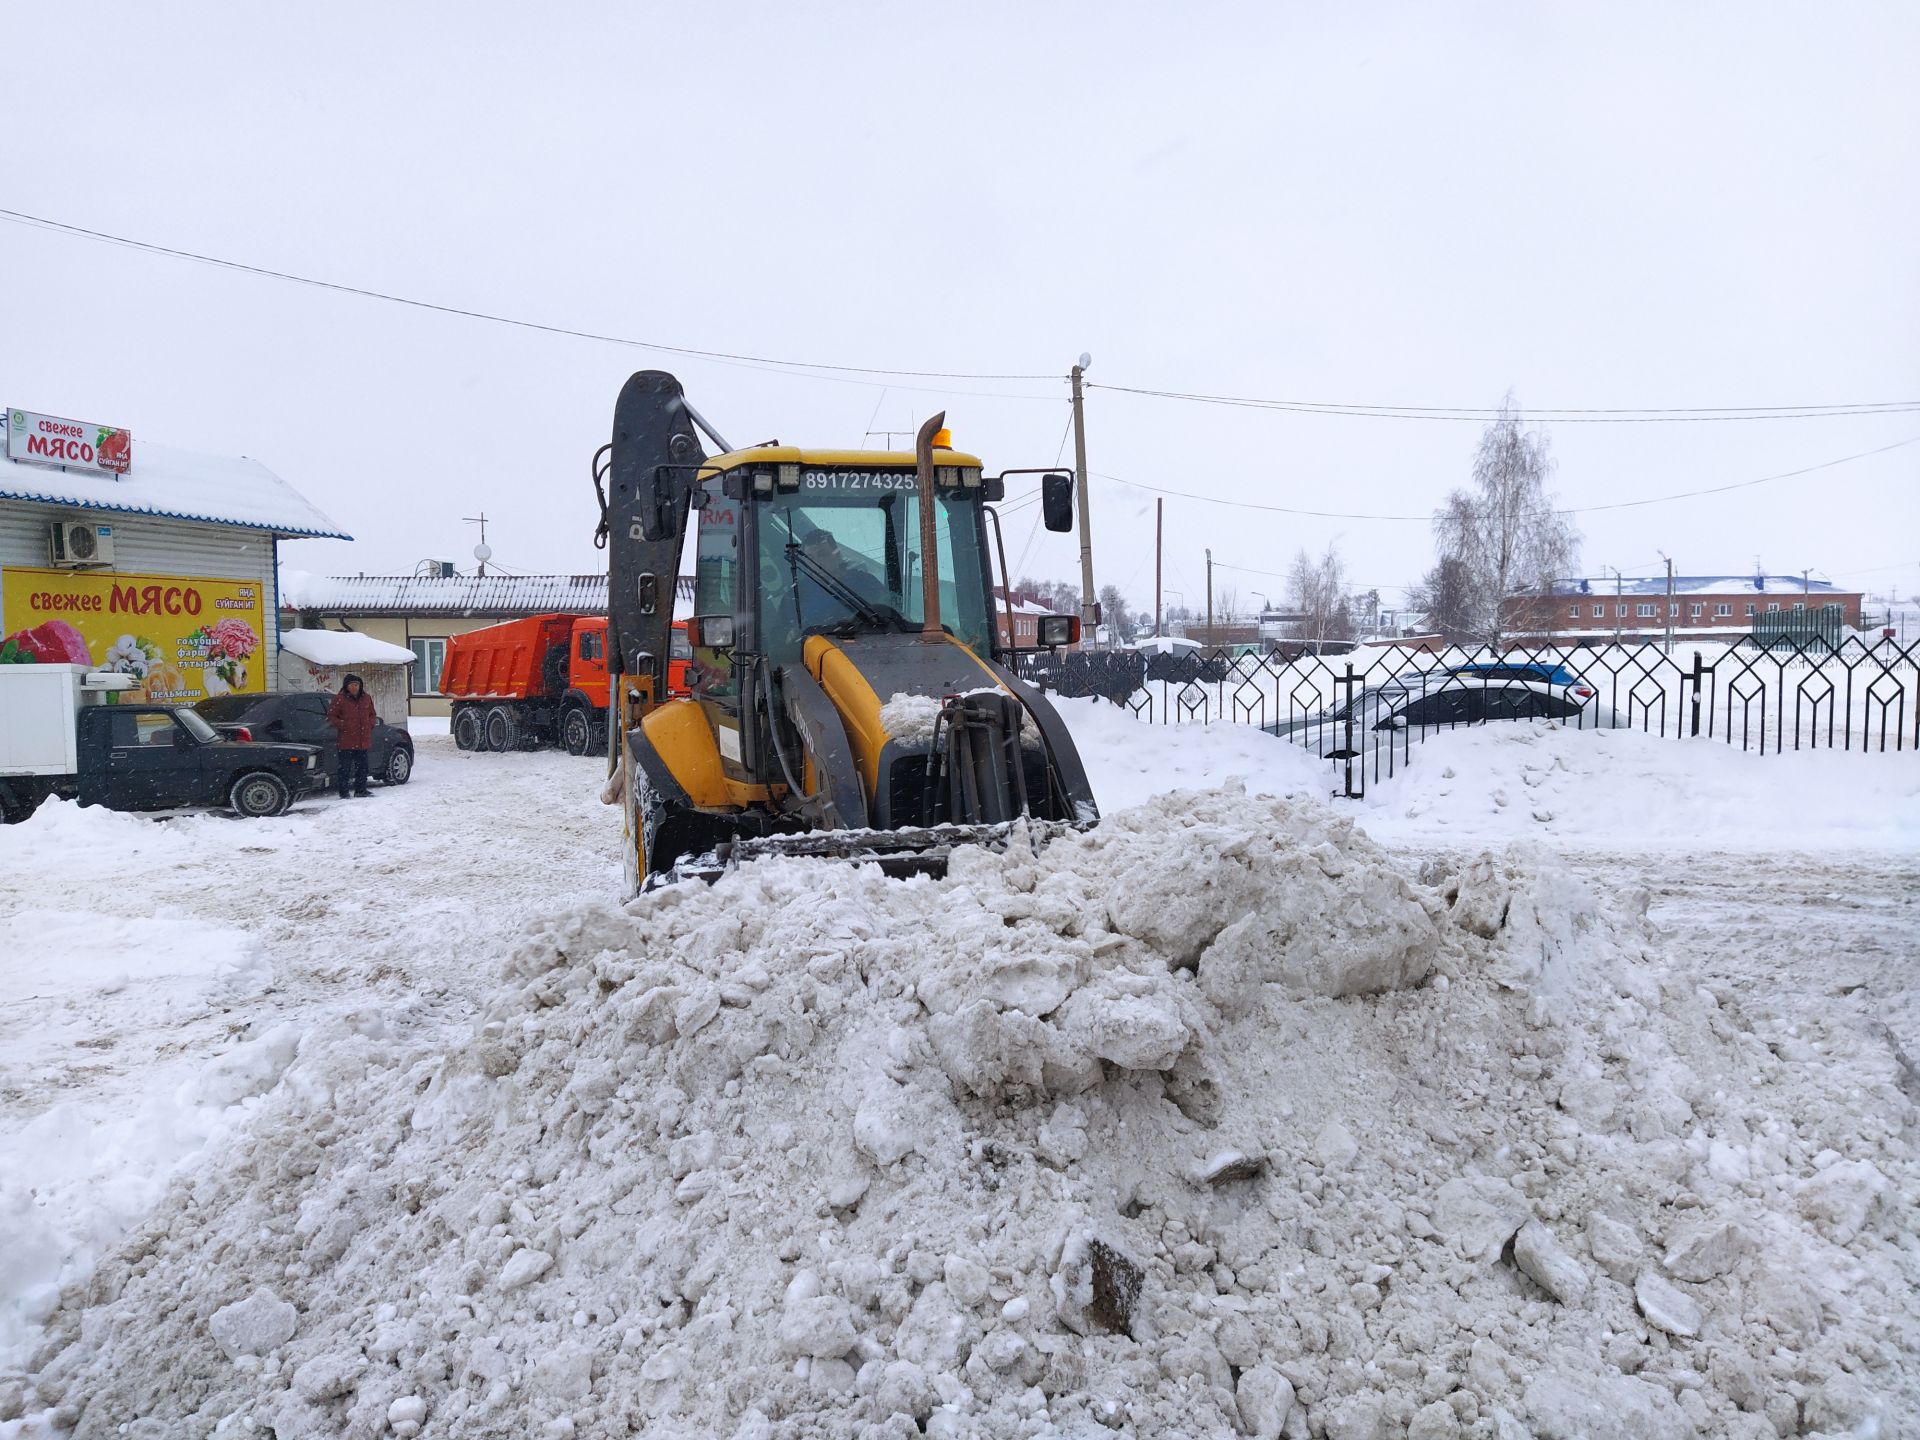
[325,673,378,798]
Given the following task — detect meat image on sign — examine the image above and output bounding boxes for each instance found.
[5,408,133,476]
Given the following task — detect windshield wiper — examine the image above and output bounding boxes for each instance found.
[785,542,908,633]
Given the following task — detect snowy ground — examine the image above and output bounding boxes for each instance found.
[0,741,618,1371]
[0,707,1914,1436]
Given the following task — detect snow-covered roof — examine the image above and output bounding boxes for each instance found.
[279,629,417,666]
[0,436,348,540]
[1131,635,1204,653]
[281,573,696,616]
[1520,575,1856,600]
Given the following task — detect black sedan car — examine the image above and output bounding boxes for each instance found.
[193,691,415,788]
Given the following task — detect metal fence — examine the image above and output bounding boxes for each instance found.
[1017,636,1920,798]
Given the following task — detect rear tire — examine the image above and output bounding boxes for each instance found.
[384,746,414,785]
[453,707,483,751]
[230,771,292,819]
[484,705,520,752]
[561,705,592,757]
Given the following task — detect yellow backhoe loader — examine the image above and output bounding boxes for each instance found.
[594,371,1098,891]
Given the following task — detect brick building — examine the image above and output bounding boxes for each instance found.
[1503,574,1863,641]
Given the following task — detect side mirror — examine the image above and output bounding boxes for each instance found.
[982,474,1006,502]
[1041,473,1074,532]
[687,614,736,650]
[1391,714,1408,729]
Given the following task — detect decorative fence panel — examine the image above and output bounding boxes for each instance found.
[1017,637,1920,797]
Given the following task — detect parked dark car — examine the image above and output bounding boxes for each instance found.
[80,705,323,816]
[1264,678,1616,758]
[194,692,415,788]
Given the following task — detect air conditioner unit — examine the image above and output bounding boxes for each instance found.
[49,521,114,567]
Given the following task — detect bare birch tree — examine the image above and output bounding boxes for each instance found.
[1286,543,1353,651]
[1432,397,1579,645]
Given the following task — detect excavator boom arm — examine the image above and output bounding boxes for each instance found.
[607,371,708,698]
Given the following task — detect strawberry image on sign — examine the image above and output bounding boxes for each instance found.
[95,428,132,473]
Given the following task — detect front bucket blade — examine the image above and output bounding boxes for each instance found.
[658,818,1093,887]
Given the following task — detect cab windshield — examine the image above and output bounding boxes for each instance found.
[758,482,990,665]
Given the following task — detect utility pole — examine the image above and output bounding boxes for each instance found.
[1606,565,1622,644]
[464,512,491,576]
[1206,548,1214,638]
[1659,551,1675,655]
[1069,355,1096,645]
[1154,498,1164,637]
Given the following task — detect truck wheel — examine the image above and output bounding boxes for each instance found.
[484,705,520,752]
[561,706,592,757]
[453,707,483,751]
[384,746,414,785]
[230,771,292,819]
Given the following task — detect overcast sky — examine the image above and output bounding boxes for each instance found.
[4,2,1916,617]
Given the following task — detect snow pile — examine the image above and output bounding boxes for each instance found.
[13,790,1917,1437]
[877,692,948,745]
[1359,723,1920,852]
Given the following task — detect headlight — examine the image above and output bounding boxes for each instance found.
[1038,615,1080,648]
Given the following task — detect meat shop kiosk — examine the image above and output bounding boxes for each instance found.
[0,406,348,700]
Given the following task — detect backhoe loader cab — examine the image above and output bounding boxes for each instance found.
[601,371,1097,890]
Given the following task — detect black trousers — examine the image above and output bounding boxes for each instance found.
[337,748,370,797]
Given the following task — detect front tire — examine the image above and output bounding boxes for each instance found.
[230,771,292,819]
[561,705,592,757]
[384,746,414,785]
[453,706,483,751]
[484,705,520,752]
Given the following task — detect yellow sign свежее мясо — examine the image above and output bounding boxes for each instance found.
[1,567,267,702]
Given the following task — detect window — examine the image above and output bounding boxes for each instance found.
[1479,687,1538,720]
[1746,604,1757,617]
[1767,602,1780,612]
[578,629,603,662]
[1592,604,1604,617]
[410,637,447,694]
[1690,604,1703,618]
[1714,604,1732,617]
[1791,602,1805,612]
[1569,604,1581,619]
[1636,604,1655,618]
[1616,604,1627,617]
[1669,603,1679,617]
[109,710,181,747]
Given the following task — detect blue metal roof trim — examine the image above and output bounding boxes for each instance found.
[0,481,352,541]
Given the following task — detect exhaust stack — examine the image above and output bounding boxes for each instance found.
[915,410,946,639]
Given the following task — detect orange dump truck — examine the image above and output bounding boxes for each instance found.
[443,615,689,756]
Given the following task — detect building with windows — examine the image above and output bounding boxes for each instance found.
[280,572,694,717]
[2,406,346,703]
[1502,574,1863,642]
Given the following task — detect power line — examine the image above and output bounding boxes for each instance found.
[1087,382,1920,424]
[0,207,1060,387]
[10,206,1918,425]
[1093,434,1920,522]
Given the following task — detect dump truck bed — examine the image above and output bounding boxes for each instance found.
[439,614,576,701]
